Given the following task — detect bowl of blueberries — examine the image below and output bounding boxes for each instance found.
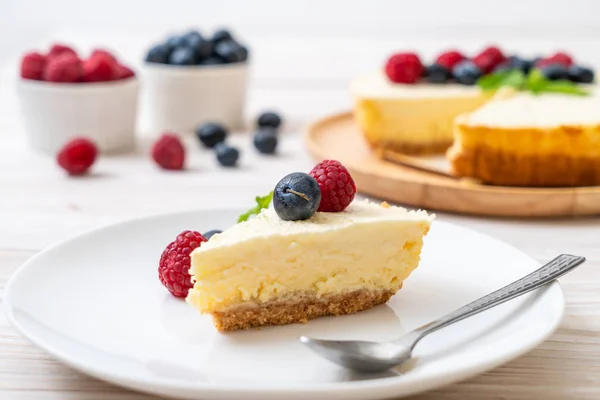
[141,28,249,134]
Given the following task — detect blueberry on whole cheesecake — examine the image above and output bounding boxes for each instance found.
[568,65,595,83]
[506,55,533,73]
[196,122,227,148]
[493,61,514,74]
[540,64,569,81]
[425,63,451,83]
[214,40,244,63]
[253,128,278,154]
[203,229,222,240]
[452,60,482,85]
[145,44,171,64]
[273,172,321,221]
[215,143,239,167]
[212,29,233,45]
[168,47,197,65]
[257,111,282,128]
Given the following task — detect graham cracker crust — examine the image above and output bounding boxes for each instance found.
[448,145,600,187]
[210,288,396,332]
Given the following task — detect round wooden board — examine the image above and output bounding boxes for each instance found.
[304,111,600,218]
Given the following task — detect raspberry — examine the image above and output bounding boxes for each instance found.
[43,53,82,83]
[473,46,506,73]
[548,52,573,67]
[435,50,465,70]
[151,133,185,170]
[535,58,556,69]
[20,52,47,80]
[90,49,117,63]
[309,159,356,212]
[384,52,423,84]
[82,53,119,82]
[116,64,135,80]
[48,44,77,59]
[56,137,98,175]
[159,230,207,298]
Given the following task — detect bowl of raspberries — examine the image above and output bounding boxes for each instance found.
[141,28,249,134]
[18,43,139,155]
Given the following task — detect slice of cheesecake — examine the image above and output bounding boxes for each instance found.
[186,200,434,331]
[448,87,600,187]
[350,72,490,155]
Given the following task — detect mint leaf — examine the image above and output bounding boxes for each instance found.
[542,80,589,96]
[525,69,547,94]
[502,69,526,89]
[237,191,274,223]
[477,70,511,91]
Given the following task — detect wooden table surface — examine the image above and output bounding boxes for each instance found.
[2,30,600,399]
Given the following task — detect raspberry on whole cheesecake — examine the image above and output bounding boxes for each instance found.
[309,159,356,212]
[43,53,83,83]
[20,52,47,80]
[473,46,506,73]
[82,52,119,82]
[480,46,506,64]
[151,133,185,170]
[548,52,574,67]
[435,50,466,70]
[48,44,77,59]
[384,52,424,84]
[159,230,207,298]
[56,137,98,175]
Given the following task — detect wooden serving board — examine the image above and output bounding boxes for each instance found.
[304,111,600,217]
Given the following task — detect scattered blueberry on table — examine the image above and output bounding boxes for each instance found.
[257,112,282,129]
[196,122,228,148]
[145,28,249,66]
[215,143,240,167]
[253,128,278,154]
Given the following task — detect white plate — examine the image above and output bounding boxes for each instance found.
[3,207,564,400]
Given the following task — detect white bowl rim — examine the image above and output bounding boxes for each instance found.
[16,77,140,92]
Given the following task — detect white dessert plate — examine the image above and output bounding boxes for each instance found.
[3,207,564,400]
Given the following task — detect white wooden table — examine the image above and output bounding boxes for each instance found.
[2,29,600,399]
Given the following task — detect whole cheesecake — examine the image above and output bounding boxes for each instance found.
[351,72,490,155]
[449,87,600,186]
[186,200,434,331]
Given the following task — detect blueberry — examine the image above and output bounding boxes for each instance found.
[493,61,514,74]
[238,45,249,62]
[165,35,186,51]
[196,123,227,148]
[168,47,196,65]
[214,40,244,63]
[184,31,212,61]
[145,44,171,64]
[506,55,533,73]
[452,60,483,85]
[215,143,239,167]
[253,129,278,154]
[212,29,233,44]
[203,229,222,240]
[200,57,223,66]
[257,112,282,129]
[568,65,594,83]
[425,63,451,83]
[540,63,569,81]
[273,172,321,221]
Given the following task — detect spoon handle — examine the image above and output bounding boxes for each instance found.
[400,254,586,348]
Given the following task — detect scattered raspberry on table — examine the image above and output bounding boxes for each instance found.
[56,137,98,175]
[159,230,207,298]
[309,159,356,212]
[152,133,186,170]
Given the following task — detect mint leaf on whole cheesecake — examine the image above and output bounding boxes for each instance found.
[477,68,590,96]
[237,191,274,223]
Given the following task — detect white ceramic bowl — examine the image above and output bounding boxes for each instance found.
[140,62,248,134]
[17,78,140,155]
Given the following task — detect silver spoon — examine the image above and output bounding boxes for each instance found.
[300,254,586,373]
